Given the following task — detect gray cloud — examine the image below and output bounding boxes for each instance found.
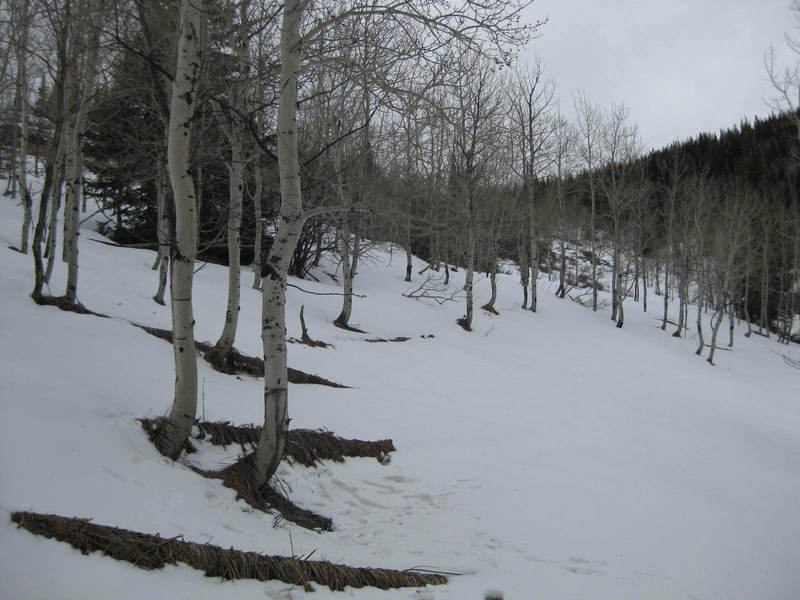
[523,0,793,149]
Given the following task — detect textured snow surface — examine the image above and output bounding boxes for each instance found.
[1,191,799,600]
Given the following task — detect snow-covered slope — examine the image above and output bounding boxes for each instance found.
[1,193,798,600]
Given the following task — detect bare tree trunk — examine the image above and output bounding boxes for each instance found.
[728,301,735,348]
[616,277,625,328]
[695,267,705,355]
[155,0,201,460]
[253,0,303,487]
[743,270,753,337]
[661,261,670,330]
[334,146,354,328]
[557,237,566,298]
[642,259,648,312]
[251,161,263,290]
[63,17,101,304]
[590,189,598,311]
[483,255,498,312]
[213,136,243,356]
[760,235,770,337]
[519,241,529,308]
[32,129,62,302]
[707,294,727,366]
[404,215,413,282]
[15,0,32,253]
[615,266,625,328]
[152,159,170,305]
[611,246,619,321]
[44,133,66,283]
[654,258,661,296]
[528,198,537,312]
[5,91,19,197]
[462,223,475,330]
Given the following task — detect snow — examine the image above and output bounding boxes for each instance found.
[1,185,799,600]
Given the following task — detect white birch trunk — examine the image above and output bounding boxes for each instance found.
[152,159,169,305]
[334,145,354,327]
[44,132,66,283]
[214,136,243,354]
[64,20,101,303]
[156,0,201,459]
[253,0,304,487]
[707,297,726,366]
[251,162,263,290]
[528,195,537,312]
[16,0,31,253]
[695,266,705,355]
[463,223,475,330]
[519,241,529,308]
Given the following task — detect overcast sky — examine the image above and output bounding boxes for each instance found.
[521,0,795,150]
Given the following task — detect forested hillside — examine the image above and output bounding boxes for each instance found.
[1,0,799,598]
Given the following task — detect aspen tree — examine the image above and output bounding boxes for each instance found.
[155,0,204,459]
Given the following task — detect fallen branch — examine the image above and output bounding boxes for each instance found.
[403,275,461,305]
[287,283,366,298]
[11,511,446,591]
[703,344,733,352]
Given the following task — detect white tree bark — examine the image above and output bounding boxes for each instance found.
[334,142,355,328]
[253,0,304,487]
[156,0,201,459]
[152,159,170,305]
[63,14,101,304]
[251,161,263,290]
[15,0,31,253]
[214,136,244,355]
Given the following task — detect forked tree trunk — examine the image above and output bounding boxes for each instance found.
[44,131,66,283]
[32,127,62,302]
[707,294,727,366]
[155,0,201,460]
